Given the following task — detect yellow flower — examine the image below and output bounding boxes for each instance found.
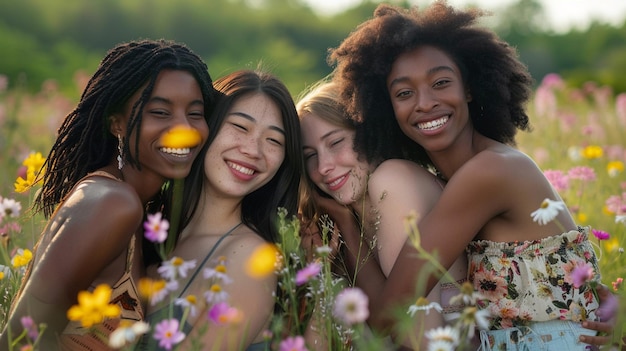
[14,170,37,193]
[576,212,588,224]
[581,145,603,159]
[67,284,121,328]
[160,125,202,149]
[22,152,45,173]
[604,237,620,252]
[603,205,614,216]
[138,277,167,301]
[607,161,624,178]
[11,249,33,268]
[0,271,4,280]
[245,243,280,278]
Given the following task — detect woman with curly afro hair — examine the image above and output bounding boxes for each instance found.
[328,1,615,349]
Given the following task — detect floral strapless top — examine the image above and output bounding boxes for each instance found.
[466,226,600,329]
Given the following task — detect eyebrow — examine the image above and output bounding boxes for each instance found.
[229,112,286,135]
[302,129,344,149]
[149,96,204,106]
[388,65,456,88]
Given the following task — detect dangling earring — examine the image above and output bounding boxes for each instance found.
[117,134,124,170]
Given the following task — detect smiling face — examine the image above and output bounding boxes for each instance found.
[387,46,472,155]
[301,112,370,206]
[203,92,286,199]
[114,69,209,181]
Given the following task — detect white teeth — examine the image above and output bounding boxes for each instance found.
[417,116,449,130]
[160,147,191,156]
[228,161,254,175]
[329,176,344,187]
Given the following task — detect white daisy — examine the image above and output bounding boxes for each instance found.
[616,215,626,225]
[426,326,459,351]
[1,198,21,218]
[108,321,150,348]
[175,294,200,318]
[407,297,443,317]
[530,198,567,225]
[158,257,196,281]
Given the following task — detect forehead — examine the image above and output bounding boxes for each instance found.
[228,92,284,125]
[390,46,460,76]
[301,113,352,143]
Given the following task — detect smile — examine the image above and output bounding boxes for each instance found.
[227,161,255,175]
[326,174,348,191]
[417,116,449,131]
[160,147,191,157]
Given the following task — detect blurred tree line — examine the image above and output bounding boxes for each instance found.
[1,0,625,97]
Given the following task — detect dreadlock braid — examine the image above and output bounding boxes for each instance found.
[34,39,216,218]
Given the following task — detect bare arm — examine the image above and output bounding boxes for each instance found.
[0,179,142,349]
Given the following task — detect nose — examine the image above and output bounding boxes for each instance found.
[415,88,439,112]
[239,134,261,158]
[317,150,334,176]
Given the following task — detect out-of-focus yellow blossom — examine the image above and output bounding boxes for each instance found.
[607,161,624,178]
[160,125,202,149]
[14,171,38,193]
[67,284,121,328]
[603,237,620,252]
[576,212,588,224]
[581,145,603,159]
[22,152,45,172]
[245,243,280,278]
[11,249,32,268]
[603,206,615,216]
[0,271,4,280]
[138,277,168,304]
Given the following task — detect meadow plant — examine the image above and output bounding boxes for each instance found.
[0,73,625,349]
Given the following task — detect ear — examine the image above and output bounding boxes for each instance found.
[109,114,124,136]
[465,90,472,102]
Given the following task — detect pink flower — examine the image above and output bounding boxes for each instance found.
[279,335,308,351]
[333,287,369,326]
[144,212,169,243]
[540,73,564,89]
[20,316,38,340]
[591,229,610,240]
[544,170,570,192]
[295,262,321,286]
[153,319,185,350]
[612,278,623,291]
[565,261,595,288]
[568,166,596,182]
[616,93,626,126]
[208,302,242,325]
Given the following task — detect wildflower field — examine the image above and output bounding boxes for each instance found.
[0,72,625,350]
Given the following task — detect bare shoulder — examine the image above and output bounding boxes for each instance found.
[59,175,143,235]
[369,159,441,197]
[456,145,539,184]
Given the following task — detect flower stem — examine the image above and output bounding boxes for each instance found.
[165,178,183,256]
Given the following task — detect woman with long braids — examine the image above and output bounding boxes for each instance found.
[0,39,216,350]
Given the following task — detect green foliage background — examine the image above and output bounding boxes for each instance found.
[1,0,625,97]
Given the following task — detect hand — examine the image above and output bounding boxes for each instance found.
[579,284,619,346]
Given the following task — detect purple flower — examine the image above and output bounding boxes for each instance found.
[295,262,321,286]
[144,212,169,243]
[153,318,185,350]
[20,316,38,340]
[569,262,595,288]
[591,229,610,240]
[208,302,241,325]
[279,335,308,351]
